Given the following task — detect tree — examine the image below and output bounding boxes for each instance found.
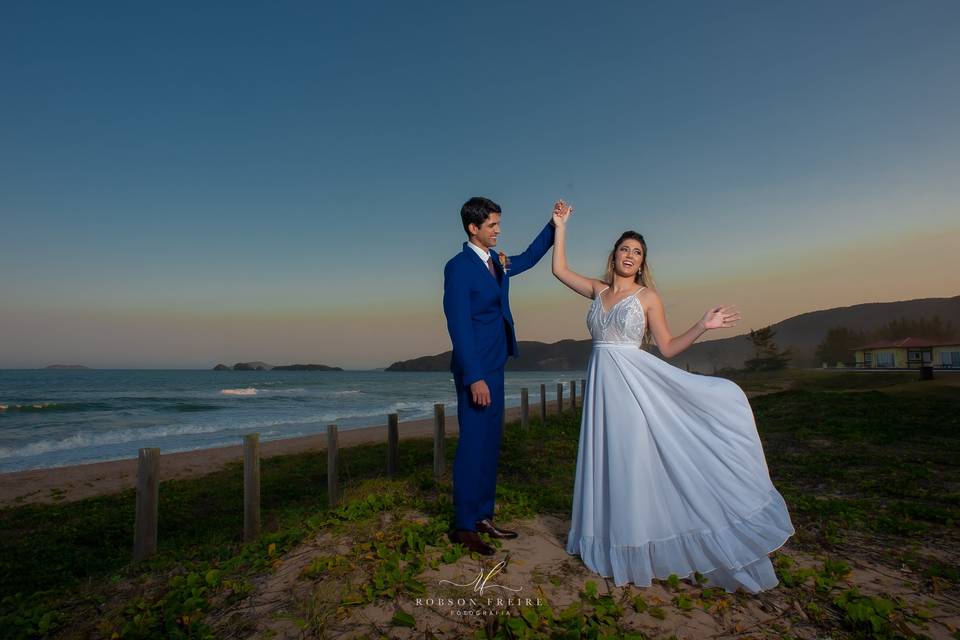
[815,327,866,366]
[744,326,792,371]
[871,315,955,342]
[815,316,958,368]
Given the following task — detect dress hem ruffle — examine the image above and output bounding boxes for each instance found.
[566,488,796,593]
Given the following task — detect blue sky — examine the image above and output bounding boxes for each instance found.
[2,1,958,368]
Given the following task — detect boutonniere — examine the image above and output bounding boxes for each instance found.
[498,251,511,272]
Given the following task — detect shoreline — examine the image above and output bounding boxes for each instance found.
[0,403,558,508]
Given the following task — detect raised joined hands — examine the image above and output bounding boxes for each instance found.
[552,199,573,227]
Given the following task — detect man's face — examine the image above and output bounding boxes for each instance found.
[469,213,501,250]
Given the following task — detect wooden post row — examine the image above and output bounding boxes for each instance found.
[133,380,595,562]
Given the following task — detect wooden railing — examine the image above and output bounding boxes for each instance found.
[132,379,587,560]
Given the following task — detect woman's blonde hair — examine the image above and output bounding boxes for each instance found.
[603,230,657,346]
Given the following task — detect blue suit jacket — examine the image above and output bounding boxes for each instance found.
[442,222,555,385]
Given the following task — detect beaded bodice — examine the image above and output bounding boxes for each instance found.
[587,287,646,345]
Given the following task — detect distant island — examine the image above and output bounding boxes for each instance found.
[43,364,92,370]
[386,295,960,373]
[272,364,343,371]
[213,362,343,371]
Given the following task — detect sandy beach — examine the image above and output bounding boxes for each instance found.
[0,403,547,507]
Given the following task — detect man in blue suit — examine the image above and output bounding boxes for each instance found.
[443,196,557,555]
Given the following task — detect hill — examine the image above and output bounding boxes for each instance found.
[386,295,960,372]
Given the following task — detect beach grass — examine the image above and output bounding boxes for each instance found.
[1,371,958,639]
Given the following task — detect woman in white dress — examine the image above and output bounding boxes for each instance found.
[551,201,795,593]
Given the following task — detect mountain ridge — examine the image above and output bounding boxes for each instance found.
[386,294,960,373]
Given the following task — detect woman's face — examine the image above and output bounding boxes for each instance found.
[614,239,644,277]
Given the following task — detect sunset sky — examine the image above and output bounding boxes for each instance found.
[2,1,958,369]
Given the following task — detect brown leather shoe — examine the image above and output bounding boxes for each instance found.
[449,529,496,556]
[476,518,519,539]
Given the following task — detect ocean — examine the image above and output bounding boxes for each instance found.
[0,369,586,473]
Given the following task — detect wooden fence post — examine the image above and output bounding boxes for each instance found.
[540,383,547,424]
[327,425,339,507]
[434,403,445,479]
[387,413,399,477]
[570,379,577,410]
[133,447,160,562]
[243,434,261,542]
[556,383,564,414]
[520,388,529,431]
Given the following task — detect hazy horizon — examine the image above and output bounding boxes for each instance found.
[3,2,959,369]
[5,289,958,370]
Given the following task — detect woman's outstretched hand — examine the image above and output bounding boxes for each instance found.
[552,199,573,227]
[700,305,742,330]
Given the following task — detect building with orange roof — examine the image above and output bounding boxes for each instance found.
[854,337,960,369]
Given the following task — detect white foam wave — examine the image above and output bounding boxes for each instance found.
[0,407,424,460]
[246,400,444,427]
[221,388,258,396]
[0,422,241,460]
[266,387,307,395]
[0,402,56,410]
[0,396,464,464]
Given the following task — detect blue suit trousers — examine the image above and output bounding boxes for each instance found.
[452,366,505,531]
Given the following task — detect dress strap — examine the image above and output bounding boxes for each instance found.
[596,285,610,299]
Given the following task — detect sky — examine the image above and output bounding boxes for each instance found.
[2,1,958,369]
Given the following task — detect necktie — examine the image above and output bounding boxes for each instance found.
[487,256,497,279]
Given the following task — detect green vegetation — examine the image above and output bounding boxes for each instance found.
[815,315,957,366]
[1,371,957,638]
[744,325,793,371]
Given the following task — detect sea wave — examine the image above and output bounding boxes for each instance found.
[0,429,288,472]
[0,422,243,460]
[218,387,314,397]
[0,401,445,460]
[0,401,111,413]
[234,400,446,429]
[0,400,486,469]
[299,400,448,424]
[163,403,223,413]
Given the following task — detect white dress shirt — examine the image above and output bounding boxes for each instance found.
[467,241,493,266]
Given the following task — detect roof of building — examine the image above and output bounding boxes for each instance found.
[857,337,960,350]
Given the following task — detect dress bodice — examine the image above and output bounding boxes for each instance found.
[587,287,646,345]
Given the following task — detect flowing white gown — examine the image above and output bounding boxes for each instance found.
[565,287,795,593]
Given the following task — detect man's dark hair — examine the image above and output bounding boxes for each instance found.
[460,197,502,236]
